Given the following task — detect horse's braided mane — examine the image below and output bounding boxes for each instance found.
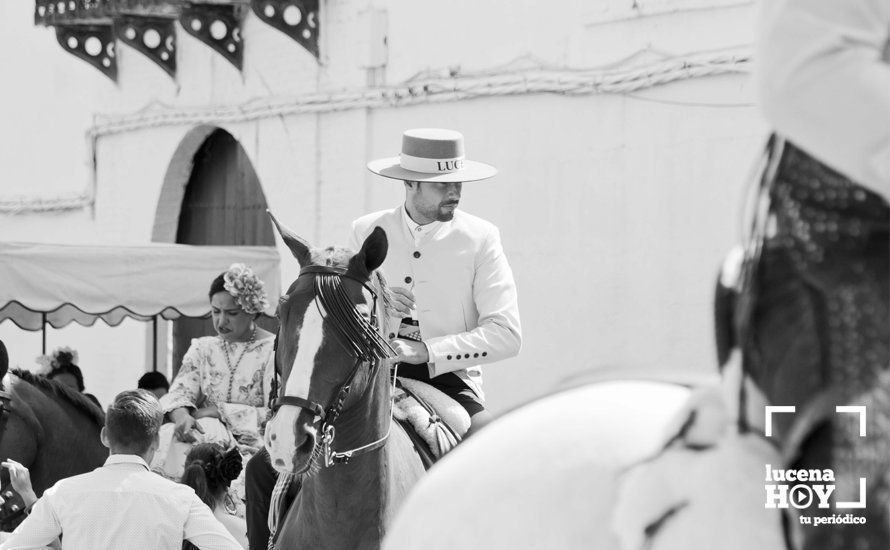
[11,369,105,426]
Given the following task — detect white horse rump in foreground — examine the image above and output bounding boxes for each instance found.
[384,372,788,550]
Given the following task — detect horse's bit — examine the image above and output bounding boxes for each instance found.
[271,265,397,468]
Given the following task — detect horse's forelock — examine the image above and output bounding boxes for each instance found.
[310,246,354,269]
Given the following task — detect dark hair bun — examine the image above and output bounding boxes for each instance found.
[218,447,243,483]
[56,350,76,367]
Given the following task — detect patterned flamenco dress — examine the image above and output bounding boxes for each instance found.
[153,334,276,516]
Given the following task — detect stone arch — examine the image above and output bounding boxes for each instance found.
[152,125,220,243]
[152,126,276,374]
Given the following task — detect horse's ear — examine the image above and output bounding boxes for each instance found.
[268,210,312,267]
[349,226,388,278]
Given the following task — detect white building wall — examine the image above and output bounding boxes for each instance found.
[0,0,765,412]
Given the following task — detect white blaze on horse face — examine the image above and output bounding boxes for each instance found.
[285,302,325,401]
[266,301,325,473]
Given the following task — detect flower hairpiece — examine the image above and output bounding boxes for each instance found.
[35,346,79,375]
[223,263,269,316]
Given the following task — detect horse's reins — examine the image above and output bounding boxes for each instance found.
[271,266,398,468]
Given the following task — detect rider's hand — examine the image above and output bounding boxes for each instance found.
[194,405,220,420]
[385,287,416,317]
[2,459,38,507]
[171,408,204,443]
[389,339,430,366]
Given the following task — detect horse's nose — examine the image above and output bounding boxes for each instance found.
[294,409,319,458]
[296,430,315,457]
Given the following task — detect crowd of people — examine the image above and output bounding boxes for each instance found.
[0,261,281,549]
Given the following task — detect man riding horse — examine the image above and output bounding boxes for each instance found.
[245,128,522,549]
[355,127,522,435]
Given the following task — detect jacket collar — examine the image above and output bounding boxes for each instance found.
[400,204,454,244]
[104,454,150,470]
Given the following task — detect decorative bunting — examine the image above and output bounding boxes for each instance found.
[249,0,319,59]
[115,15,176,78]
[35,0,107,26]
[179,3,244,70]
[37,1,328,78]
[54,24,118,81]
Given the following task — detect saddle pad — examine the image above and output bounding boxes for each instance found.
[393,378,471,459]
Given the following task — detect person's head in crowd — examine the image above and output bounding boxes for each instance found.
[138,371,170,399]
[102,389,163,460]
[45,348,85,392]
[209,263,269,343]
[181,443,243,511]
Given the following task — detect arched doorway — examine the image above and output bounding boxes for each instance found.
[171,128,277,375]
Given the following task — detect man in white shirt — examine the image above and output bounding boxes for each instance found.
[353,128,522,434]
[0,390,242,550]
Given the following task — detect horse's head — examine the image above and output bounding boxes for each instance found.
[265,213,394,474]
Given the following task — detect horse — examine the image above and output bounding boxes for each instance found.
[0,367,107,530]
[263,215,426,549]
[382,367,788,550]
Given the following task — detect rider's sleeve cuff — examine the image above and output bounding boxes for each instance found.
[423,342,436,377]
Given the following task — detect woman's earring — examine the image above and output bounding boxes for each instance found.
[224,491,237,514]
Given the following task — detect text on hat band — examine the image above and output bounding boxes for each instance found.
[400,153,466,174]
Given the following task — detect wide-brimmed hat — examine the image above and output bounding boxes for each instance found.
[367,128,497,183]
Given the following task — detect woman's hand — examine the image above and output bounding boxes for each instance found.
[170,408,204,443]
[2,459,38,507]
[194,405,220,420]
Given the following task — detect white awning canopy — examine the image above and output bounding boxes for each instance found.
[0,242,281,331]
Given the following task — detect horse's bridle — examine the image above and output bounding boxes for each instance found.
[270,265,397,468]
[0,379,27,530]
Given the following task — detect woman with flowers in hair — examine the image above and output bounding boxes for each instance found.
[181,443,248,549]
[40,347,102,409]
[153,264,275,513]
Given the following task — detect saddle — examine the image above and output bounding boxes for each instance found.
[393,377,471,469]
